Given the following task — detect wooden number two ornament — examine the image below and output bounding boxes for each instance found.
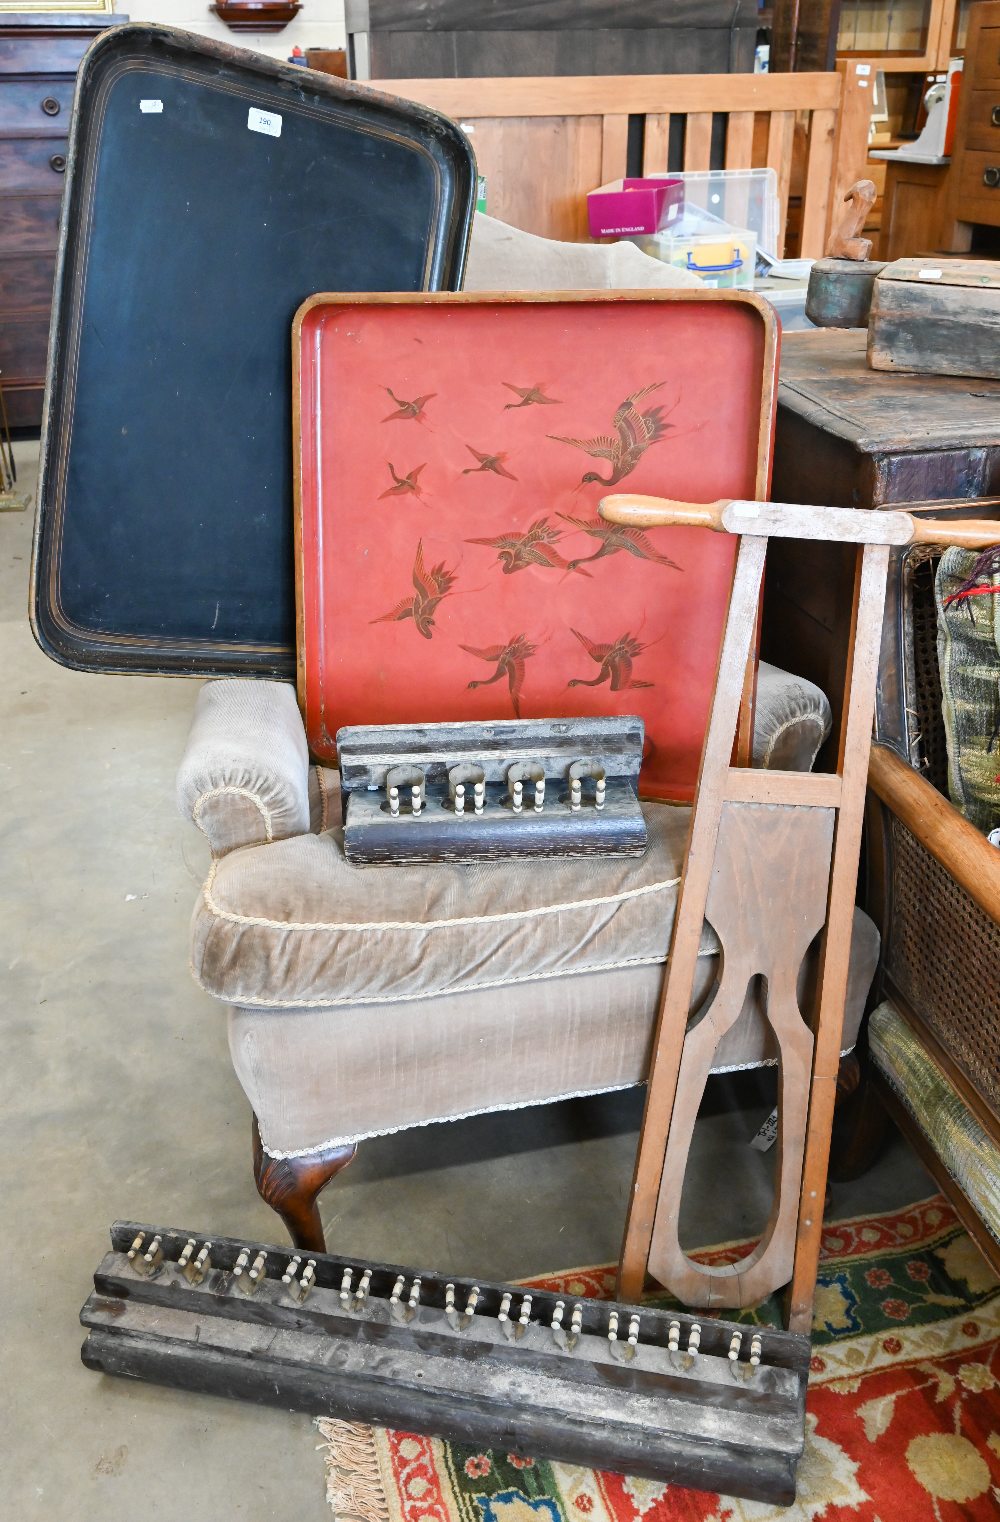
[602,493,1000,1331]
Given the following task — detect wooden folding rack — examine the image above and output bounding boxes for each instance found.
[600,493,999,1331]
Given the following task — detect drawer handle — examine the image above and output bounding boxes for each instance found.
[41,96,61,116]
[993,105,1000,127]
[984,166,1000,188]
[49,153,66,174]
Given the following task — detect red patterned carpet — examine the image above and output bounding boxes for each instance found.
[317,1196,999,1521]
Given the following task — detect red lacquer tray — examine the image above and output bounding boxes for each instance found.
[295,292,777,802]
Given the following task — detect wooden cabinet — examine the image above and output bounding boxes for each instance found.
[0,12,123,430]
[837,0,973,71]
[941,3,1000,238]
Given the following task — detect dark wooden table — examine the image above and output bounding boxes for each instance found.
[763,328,1000,755]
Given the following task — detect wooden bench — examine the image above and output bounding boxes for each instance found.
[372,62,872,256]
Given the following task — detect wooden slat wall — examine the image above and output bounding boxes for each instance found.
[374,70,872,255]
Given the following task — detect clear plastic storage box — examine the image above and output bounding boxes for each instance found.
[639,168,779,259]
[634,205,756,290]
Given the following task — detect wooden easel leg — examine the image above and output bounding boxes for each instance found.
[252,1115,357,1253]
[618,536,769,1304]
[787,543,891,1332]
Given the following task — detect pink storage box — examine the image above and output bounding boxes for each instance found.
[587,176,684,239]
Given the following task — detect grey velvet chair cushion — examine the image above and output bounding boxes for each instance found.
[227,897,879,1157]
[191,799,879,1156]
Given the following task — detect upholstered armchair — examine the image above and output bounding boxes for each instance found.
[177,663,880,1252]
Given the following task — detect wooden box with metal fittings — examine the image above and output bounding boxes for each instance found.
[337,716,648,862]
[81,1223,810,1506]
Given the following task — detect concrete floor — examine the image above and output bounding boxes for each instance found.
[1,438,932,1518]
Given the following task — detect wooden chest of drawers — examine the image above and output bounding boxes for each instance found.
[0,13,123,430]
[949,2,1000,236]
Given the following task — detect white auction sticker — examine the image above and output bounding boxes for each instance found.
[750,1108,779,1153]
[139,100,163,114]
[919,268,944,280]
[248,107,282,139]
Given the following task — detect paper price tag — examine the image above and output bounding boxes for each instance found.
[139,100,163,114]
[248,107,282,139]
[750,1108,779,1152]
[919,268,944,280]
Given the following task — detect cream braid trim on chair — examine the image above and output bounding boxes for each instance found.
[191,785,274,842]
[199,856,682,933]
[189,951,672,1011]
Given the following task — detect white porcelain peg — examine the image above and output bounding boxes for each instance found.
[411,782,423,817]
[534,778,545,812]
[750,1334,762,1368]
[512,779,523,813]
[570,778,582,811]
[296,1259,317,1300]
[135,1234,163,1275]
[474,780,485,815]
[729,1331,743,1362]
[688,1322,701,1356]
[339,1268,354,1306]
[595,777,606,810]
[389,785,400,818]
[668,1319,681,1352]
[454,783,465,815]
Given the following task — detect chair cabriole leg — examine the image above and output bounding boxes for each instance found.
[252,1114,357,1252]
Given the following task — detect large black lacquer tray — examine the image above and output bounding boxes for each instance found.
[31,24,475,677]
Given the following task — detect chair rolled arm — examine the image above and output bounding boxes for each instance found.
[754,661,833,773]
[177,679,311,856]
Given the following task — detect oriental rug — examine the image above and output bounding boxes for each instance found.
[317,1196,999,1521]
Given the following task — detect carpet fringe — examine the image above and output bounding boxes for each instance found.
[316,1418,392,1522]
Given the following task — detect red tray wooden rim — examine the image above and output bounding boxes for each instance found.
[294,290,778,803]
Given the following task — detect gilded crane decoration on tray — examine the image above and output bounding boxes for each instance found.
[557,512,683,572]
[381,387,436,424]
[549,383,676,486]
[462,446,518,480]
[460,634,538,718]
[379,463,428,502]
[466,517,590,576]
[502,382,562,410]
[370,540,457,640]
[567,629,657,691]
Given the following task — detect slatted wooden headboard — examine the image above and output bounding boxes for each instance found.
[373,61,872,257]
